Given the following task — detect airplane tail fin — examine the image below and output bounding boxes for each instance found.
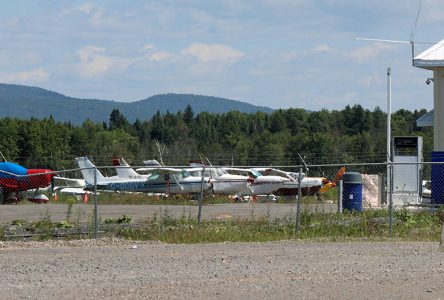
[75,157,106,185]
[112,158,140,179]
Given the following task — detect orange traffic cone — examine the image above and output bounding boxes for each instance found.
[83,192,89,204]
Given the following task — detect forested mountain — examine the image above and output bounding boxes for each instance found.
[0,84,273,124]
[0,105,432,170]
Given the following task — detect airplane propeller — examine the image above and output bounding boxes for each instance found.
[319,167,346,193]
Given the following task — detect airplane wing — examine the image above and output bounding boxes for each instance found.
[135,167,183,174]
[54,187,89,194]
[254,168,300,181]
[183,167,205,172]
[223,168,256,177]
[53,176,86,188]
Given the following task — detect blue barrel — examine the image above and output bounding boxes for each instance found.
[431,151,444,204]
[342,172,363,212]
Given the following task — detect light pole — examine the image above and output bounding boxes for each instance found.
[387,67,393,238]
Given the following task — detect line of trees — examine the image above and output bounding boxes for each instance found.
[0,105,432,169]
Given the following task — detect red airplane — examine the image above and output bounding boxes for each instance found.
[0,162,54,203]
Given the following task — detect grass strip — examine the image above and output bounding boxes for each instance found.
[1,209,442,243]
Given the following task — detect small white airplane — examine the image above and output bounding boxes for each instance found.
[51,175,90,200]
[186,163,252,195]
[253,168,329,197]
[222,167,290,196]
[85,157,212,195]
[255,167,346,197]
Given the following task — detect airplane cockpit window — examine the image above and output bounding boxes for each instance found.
[249,170,261,178]
[188,170,200,177]
[148,174,159,180]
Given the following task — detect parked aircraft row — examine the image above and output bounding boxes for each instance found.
[0,157,342,204]
[76,157,340,200]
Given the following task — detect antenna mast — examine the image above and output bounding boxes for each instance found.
[410,0,423,42]
[410,0,423,63]
[355,0,424,64]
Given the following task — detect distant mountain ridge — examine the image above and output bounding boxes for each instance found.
[0,84,274,124]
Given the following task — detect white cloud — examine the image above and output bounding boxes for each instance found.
[314,44,332,52]
[140,44,171,62]
[78,3,93,14]
[0,68,50,84]
[74,45,173,78]
[61,3,94,15]
[148,51,171,62]
[76,46,134,78]
[60,3,119,28]
[182,43,244,63]
[347,44,394,63]
[141,44,156,52]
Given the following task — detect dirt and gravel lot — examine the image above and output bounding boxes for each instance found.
[0,239,443,299]
[0,203,337,223]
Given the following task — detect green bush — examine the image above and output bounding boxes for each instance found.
[103,215,132,224]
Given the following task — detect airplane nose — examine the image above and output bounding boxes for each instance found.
[27,169,54,188]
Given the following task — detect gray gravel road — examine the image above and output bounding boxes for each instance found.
[0,240,443,299]
[0,203,336,223]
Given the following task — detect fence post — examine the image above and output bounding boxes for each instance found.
[93,167,98,239]
[440,223,444,252]
[388,162,393,238]
[197,166,205,224]
[295,167,302,232]
[338,179,343,213]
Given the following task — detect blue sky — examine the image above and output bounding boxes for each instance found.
[1,0,443,111]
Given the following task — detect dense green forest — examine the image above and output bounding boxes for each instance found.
[0,105,432,170]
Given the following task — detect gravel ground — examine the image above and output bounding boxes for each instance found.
[0,240,443,299]
[0,203,336,224]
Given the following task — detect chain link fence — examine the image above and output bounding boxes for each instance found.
[1,161,443,239]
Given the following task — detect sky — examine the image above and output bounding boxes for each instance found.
[1,0,443,111]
